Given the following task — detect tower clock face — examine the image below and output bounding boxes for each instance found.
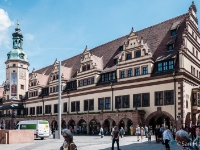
[19,69,26,79]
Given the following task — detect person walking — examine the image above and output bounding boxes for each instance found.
[140,127,145,142]
[145,125,148,138]
[155,125,160,142]
[111,126,121,150]
[172,126,176,140]
[120,127,125,138]
[136,125,141,141]
[163,125,173,150]
[148,131,151,143]
[100,126,104,138]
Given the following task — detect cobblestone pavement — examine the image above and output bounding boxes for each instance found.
[0,135,183,150]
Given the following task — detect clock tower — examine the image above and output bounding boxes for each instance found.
[4,22,29,101]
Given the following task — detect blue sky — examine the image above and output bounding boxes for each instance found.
[0,0,199,85]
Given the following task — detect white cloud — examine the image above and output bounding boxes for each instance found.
[24,33,34,41]
[0,9,12,48]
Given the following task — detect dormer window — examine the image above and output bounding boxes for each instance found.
[168,44,173,51]
[126,53,132,60]
[82,66,86,71]
[87,64,90,70]
[7,54,10,59]
[119,46,123,51]
[135,51,141,58]
[171,29,177,36]
[114,59,118,65]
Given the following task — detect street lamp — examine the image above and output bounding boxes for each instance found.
[173,70,176,126]
[110,82,113,112]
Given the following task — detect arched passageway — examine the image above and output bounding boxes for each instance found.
[62,120,67,129]
[89,119,100,135]
[146,111,174,134]
[77,119,87,134]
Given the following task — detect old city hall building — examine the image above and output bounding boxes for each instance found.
[0,2,200,134]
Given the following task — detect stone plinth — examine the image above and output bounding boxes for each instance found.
[0,130,34,144]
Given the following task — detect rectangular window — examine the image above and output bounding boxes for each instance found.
[50,87,52,93]
[87,64,90,70]
[84,100,88,111]
[71,102,75,112]
[105,74,109,81]
[63,102,67,112]
[87,78,90,85]
[128,69,132,77]
[135,51,141,58]
[98,98,104,110]
[45,105,51,114]
[171,29,177,36]
[101,74,105,82]
[83,79,87,86]
[30,107,35,115]
[119,46,123,51]
[76,101,80,111]
[91,77,94,84]
[155,92,163,106]
[36,106,42,115]
[13,64,16,67]
[121,71,125,78]
[112,72,116,80]
[122,95,129,108]
[89,99,94,111]
[163,62,168,70]
[114,59,118,65]
[126,54,132,60]
[164,90,173,105]
[54,104,58,113]
[82,66,86,71]
[135,68,140,76]
[133,94,141,107]
[115,96,121,109]
[169,61,174,69]
[168,44,173,51]
[105,97,110,109]
[21,85,24,90]
[142,66,148,75]
[142,93,150,107]
[79,80,82,87]
[158,63,162,71]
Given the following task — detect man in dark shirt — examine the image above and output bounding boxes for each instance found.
[112,126,121,150]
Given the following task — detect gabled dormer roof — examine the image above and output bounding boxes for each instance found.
[31,12,188,85]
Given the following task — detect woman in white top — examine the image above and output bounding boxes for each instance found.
[140,127,145,142]
[135,125,141,141]
[163,126,173,150]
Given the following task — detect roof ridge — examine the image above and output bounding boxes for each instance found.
[135,13,188,34]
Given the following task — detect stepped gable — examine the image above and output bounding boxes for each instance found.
[135,13,187,61]
[32,13,188,80]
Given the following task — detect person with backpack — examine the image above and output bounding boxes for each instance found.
[120,127,125,138]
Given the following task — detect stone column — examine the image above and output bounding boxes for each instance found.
[87,123,89,135]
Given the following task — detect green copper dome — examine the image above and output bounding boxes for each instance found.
[7,49,28,62]
[6,24,28,63]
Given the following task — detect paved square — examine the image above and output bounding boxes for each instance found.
[0,135,183,150]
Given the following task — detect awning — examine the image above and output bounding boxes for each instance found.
[0,104,24,110]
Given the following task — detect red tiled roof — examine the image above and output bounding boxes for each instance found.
[32,13,188,84]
